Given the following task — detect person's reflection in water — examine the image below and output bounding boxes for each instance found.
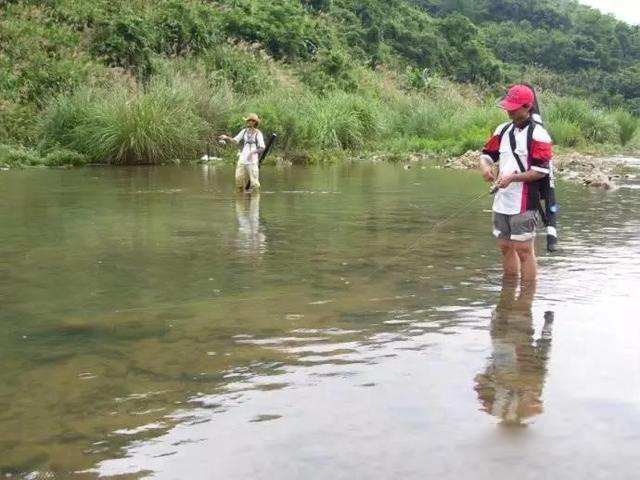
[235,193,267,259]
[475,280,554,426]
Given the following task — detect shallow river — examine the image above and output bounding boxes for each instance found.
[1,163,639,479]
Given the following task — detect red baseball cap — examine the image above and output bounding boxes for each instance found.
[498,85,534,112]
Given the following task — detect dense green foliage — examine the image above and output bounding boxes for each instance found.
[0,0,639,166]
[417,0,640,112]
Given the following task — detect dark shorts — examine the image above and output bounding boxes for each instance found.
[493,211,540,242]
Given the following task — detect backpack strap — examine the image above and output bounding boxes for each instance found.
[504,119,543,174]
[497,122,511,143]
[508,128,527,174]
[495,123,512,173]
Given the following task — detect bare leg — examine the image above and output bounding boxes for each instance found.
[498,239,520,279]
[515,240,537,284]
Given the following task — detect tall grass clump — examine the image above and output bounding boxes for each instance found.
[37,91,97,152]
[389,95,452,139]
[547,118,584,147]
[580,110,618,144]
[546,97,592,125]
[307,92,381,150]
[240,88,381,156]
[614,110,639,146]
[240,89,313,152]
[162,69,236,135]
[39,82,206,164]
[546,96,619,145]
[382,87,504,155]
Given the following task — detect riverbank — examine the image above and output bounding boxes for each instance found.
[4,145,640,194]
[2,58,639,171]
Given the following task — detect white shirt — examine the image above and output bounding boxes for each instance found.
[483,121,552,215]
[234,129,265,165]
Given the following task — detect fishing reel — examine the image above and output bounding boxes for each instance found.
[489,183,500,195]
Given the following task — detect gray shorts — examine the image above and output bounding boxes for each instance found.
[493,211,540,242]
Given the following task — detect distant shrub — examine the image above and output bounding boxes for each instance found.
[181,76,236,133]
[201,45,273,95]
[152,0,218,56]
[221,1,312,60]
[301,0,332,11]
[240,88,381,152]
[0,144,43,167]
[91,15,153,80]
[299,51,358,93]
[240,91,305,152]
[44,148,88,167]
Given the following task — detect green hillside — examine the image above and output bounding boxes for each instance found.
[1,0,639,167]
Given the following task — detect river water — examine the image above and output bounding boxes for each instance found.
[1,164,639,479]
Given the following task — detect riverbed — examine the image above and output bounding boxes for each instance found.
[1,164,639,479]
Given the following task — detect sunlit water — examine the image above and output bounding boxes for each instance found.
[1,163,639,479]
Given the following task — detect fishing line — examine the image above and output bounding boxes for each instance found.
[107,189,491,316]
[367,189,491,277]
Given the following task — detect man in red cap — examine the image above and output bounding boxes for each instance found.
[479,85,553,283]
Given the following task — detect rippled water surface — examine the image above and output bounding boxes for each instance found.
[1,164,639,479]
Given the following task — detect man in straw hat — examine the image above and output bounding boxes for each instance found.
[220,113,265,192]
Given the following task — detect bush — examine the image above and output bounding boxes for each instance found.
[0,144,43,167]
[201,45,273,95]
[221,1,313,60]
[152,0,218,56]
[91,15,154,80]
[44,148,88,167]
[238,88,382,153]
[300,51,358,93]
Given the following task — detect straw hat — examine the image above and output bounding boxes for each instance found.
[243,113,261,125]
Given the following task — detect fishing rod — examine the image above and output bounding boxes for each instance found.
[260,133,277,167]
[525,83,558,253]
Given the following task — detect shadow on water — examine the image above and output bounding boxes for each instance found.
[475,280,554,427]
